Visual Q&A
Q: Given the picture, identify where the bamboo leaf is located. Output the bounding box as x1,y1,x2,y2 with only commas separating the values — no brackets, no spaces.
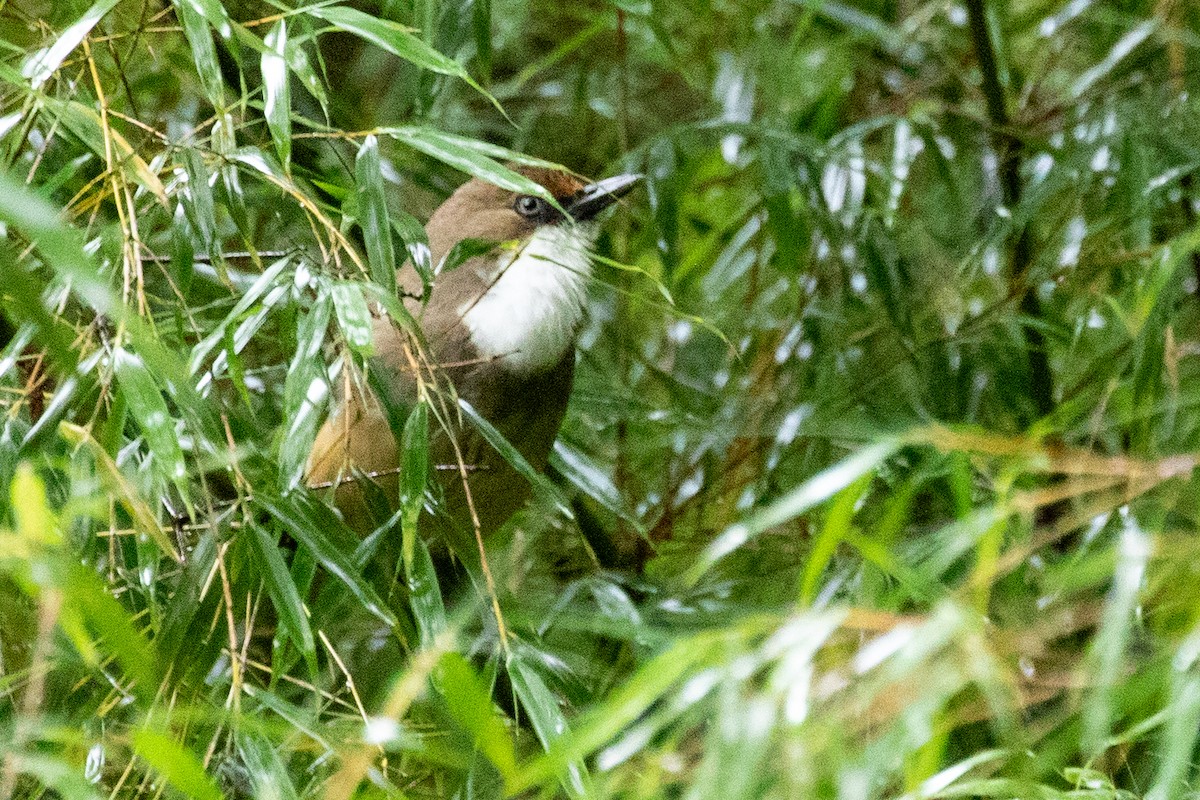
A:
256,491,398,627
236,732,301,800
354,135,396,294
331,281,374,356
59,422,180,563
157,531,217,667
392,210,433,290
262,20,291,168
307,4,498,109
439,652,518,780
400,400,428,571
686,440,900,586
6,753,103,800
458,399,572,518
132,728,225,800
278,289,332,491
248,524,316,672
112,347,189,494
508,649,590,799
36,99,168,206
21,0,121,89
384,126,561,204
284,35,328,113
407,536,445,651
172,0,226,106
64,563,162,702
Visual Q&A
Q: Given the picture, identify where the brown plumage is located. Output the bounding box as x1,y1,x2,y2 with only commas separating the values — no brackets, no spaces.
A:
306,166,639,543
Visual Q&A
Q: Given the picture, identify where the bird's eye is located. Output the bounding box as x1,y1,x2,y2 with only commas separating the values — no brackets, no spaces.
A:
514,195,545,218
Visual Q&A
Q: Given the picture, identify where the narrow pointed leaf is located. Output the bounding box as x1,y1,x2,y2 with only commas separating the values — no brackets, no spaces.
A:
458,399,572,517
400,400,428,569
354,135,396,293
257,492,398,627
60,422,180,562
113,347,189,493
278,290,332,490
132,728,224,800
686,440,899,585
174,0,226,105
385,127,560,204
440,652,518,780
331,281,374,356
392,210,433,289
508,650,590,798
262,21,291,168
248,525,316,671
21,0,121,89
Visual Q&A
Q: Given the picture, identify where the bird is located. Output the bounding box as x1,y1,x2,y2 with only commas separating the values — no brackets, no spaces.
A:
305,166,641,551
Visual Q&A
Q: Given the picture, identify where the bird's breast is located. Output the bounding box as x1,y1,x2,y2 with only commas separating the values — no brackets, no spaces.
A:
456,223,596,376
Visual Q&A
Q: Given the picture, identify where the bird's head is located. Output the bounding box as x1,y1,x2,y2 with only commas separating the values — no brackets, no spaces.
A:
426,167,641,248
421,167,641,375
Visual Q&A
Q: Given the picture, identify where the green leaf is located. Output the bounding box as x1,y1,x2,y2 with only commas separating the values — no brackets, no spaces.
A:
360,280,419,335
307,5,496,108
176,0,233,38
331,281,374,356
262,20,291,168
508,650,590,799
180,147,217,249
256,491,398,627
354,135,396,294
113,347,189,494
685,440,900,586
237,732,301,800
550,441,645,535
278,289,332,491
399,400,428,569
158,532,218,667
11,462,57,546
59,422,181,563
0,265,78,378
22,96,169,208
41,98,168,206
132,728,225,800
244,684,332,751
392,210,433,292
472,0,492,85
284,35,328,113
21,0,121,89
439,652,517,780
384,126,561,204
190,256,291,385
64,563,162,702
439,237,497,274
1082,518,1151,756
798,472,873,604
173,0,226,106
248,525,316,673
1149,636,1200,799
458,399,572,518
6,753,103,800
1070,20,1155,99
406,536,445,651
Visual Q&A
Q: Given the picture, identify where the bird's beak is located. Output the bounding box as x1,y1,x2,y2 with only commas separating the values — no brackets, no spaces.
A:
566,173,643,221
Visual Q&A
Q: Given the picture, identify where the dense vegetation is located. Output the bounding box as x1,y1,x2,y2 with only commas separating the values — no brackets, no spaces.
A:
3,0,1200,797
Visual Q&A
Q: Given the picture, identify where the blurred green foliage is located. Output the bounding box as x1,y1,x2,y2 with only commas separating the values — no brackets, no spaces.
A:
3,0,1200,798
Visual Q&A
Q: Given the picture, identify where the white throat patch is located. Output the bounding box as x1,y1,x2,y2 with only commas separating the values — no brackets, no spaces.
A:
459,223,596,375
